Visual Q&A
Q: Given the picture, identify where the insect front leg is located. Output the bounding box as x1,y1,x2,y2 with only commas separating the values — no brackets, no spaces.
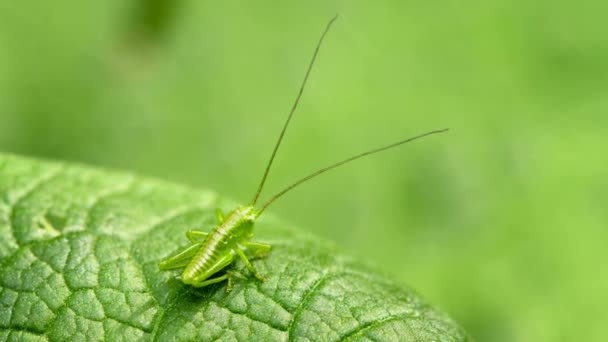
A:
159,242,202,270
215,208,224,224
186,230,208,243
235,247,265,281
186,208,224,243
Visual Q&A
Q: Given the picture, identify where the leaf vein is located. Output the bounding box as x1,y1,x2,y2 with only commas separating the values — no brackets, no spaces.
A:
250,281,291,315
0,326,46,337
142,207,211,237
286,271,331,340
8,167,64,248
82,177,136,229
211,300,289,333
149,287,195,342
340,312,417,341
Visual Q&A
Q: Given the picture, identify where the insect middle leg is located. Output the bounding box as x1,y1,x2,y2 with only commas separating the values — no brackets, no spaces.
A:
186,230,208,243
159,242,202,270
243,241,272,259
235,247,265,281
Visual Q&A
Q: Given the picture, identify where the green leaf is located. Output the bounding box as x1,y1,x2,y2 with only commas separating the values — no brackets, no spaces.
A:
0,154,469,341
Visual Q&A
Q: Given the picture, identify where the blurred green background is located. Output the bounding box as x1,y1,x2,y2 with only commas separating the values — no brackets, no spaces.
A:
1,1,606,340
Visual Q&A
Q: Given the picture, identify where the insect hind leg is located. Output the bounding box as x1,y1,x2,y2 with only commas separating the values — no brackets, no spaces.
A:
192,274,230,288
190,253,234,288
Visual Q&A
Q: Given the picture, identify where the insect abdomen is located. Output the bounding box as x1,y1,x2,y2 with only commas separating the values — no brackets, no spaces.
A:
181,228,232,283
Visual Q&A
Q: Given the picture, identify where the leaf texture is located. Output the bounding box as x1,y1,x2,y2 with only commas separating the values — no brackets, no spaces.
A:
0,154,469,341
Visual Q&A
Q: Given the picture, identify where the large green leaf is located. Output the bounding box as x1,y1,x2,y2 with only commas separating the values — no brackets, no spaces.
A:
0,154,468,341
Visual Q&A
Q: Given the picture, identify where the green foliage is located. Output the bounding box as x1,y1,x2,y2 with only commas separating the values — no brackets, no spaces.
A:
4,2,607,340
0,154,468,341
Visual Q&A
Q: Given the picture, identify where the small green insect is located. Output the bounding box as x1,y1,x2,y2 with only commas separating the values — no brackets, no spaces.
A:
158,15,448,288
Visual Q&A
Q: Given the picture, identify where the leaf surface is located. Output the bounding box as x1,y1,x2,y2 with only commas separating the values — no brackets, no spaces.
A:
0,154,469,341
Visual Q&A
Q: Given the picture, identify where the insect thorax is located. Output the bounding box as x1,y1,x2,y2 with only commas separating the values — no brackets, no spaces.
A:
221,205,257,240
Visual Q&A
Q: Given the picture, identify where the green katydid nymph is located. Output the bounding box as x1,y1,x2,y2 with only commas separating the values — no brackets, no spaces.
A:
158,15,448,289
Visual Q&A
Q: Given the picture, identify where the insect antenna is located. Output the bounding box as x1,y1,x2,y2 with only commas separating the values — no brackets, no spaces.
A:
250,15,339,206
257,128,449,215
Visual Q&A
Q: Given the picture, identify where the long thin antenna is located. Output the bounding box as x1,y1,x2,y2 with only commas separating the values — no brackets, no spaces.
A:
257,128,449,214
250,15,339,206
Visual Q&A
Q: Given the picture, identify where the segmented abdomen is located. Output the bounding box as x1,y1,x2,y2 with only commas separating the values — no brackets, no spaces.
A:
181,228,232,282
